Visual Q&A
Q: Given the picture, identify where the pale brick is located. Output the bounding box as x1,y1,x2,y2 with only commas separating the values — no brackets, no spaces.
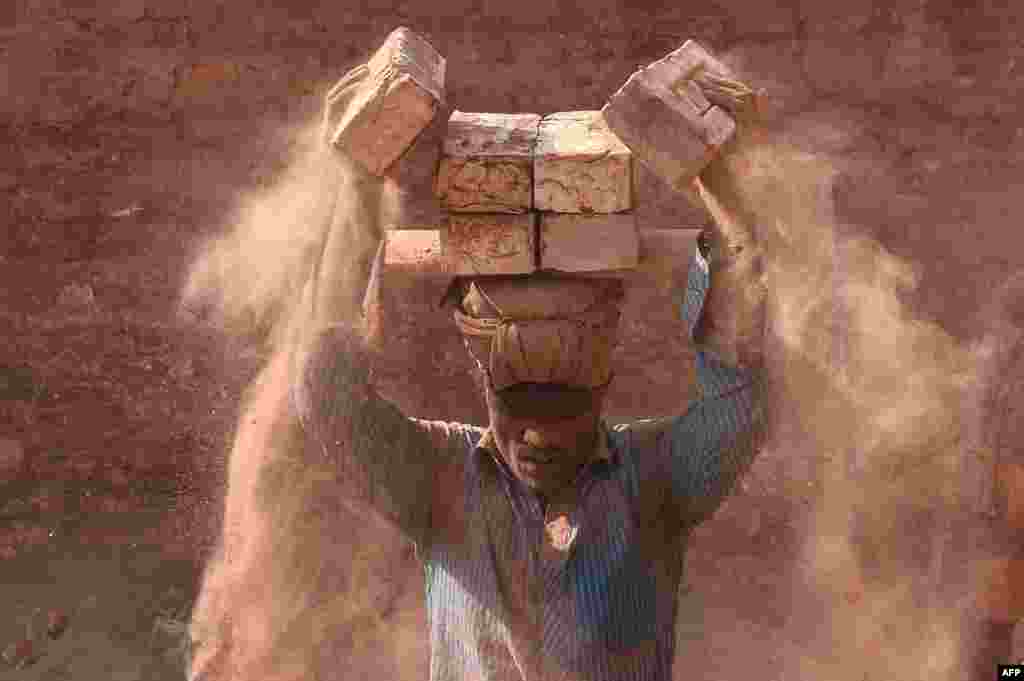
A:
638,228,702,261
435,111,540,213
539,213,639,273
534,110,632,213
442,213,536,275
324,27,446,176
637,228,702,284
602,40,737,194
383,229,451,276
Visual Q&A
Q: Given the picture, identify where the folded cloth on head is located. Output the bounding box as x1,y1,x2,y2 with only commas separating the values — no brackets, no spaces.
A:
447,274,626,393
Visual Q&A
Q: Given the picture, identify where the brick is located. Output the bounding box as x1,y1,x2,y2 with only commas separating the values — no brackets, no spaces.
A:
435,111,540,213
383,229,450,276
324,27,446,176
637,228,702,280
602,40,736,193
442,213,536,275
534,110,632,213
539,213,639,273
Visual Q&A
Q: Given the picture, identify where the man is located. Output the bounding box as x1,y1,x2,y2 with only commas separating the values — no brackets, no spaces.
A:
189,84,768,680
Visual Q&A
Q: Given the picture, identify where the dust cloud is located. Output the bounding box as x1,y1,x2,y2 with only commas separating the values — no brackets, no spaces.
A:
179,116,425,681
178,119,401,356
716,128,983,678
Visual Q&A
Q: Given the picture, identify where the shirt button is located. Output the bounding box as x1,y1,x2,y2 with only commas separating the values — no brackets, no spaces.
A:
544,509,578,553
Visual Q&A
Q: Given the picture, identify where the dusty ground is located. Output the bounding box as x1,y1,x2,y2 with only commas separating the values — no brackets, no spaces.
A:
0,497,196,680
0,208,247,679
2,0,1024,679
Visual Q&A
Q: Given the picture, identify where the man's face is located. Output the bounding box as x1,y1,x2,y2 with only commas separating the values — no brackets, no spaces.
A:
483,378,605,500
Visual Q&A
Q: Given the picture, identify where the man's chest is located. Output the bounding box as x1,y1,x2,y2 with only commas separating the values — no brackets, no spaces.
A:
425,462,684,660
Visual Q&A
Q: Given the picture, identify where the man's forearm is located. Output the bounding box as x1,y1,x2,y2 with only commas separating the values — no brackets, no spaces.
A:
665,208,769,523
685,153,768,374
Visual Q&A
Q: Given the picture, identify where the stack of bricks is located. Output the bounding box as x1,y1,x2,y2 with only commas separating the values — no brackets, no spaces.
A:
433,109,638,276
364,32,732,280
433,112,540,275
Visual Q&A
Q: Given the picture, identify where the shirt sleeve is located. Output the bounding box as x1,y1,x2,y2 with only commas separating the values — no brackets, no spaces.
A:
292,324,473,549
620,240,768,528
670,238,768,524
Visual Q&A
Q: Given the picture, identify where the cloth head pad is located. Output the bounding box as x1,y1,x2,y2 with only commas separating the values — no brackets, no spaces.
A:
451,274,626,392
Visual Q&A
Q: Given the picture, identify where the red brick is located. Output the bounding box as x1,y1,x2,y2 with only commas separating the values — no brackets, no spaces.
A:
539,212,638,273
443,213,537,276
435,112,540,213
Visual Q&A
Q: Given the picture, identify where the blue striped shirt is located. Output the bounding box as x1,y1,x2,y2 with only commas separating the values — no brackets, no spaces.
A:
294,243,767,681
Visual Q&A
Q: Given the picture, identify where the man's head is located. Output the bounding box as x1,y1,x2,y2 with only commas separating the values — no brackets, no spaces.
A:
448,272,625,499
475,369,609,498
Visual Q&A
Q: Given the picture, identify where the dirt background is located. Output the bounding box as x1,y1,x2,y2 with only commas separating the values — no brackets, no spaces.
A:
1,0,1023,679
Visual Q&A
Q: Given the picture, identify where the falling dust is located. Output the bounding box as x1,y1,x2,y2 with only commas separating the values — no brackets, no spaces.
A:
179,120,399,356
176,105,997,681
713,126,990,678
179,118,426,680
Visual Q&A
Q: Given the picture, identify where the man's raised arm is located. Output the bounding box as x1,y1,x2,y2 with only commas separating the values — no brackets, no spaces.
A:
666,191,769,525
291,318,472,549
290,146,472,549
645,122,771,527
187,144,468,681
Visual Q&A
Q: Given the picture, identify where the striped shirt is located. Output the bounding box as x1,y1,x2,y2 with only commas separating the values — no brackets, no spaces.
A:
294,243,767,681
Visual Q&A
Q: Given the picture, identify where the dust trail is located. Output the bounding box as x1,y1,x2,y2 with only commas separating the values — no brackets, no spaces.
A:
179,113,425,681
178,119,402,355
713,128,982,678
